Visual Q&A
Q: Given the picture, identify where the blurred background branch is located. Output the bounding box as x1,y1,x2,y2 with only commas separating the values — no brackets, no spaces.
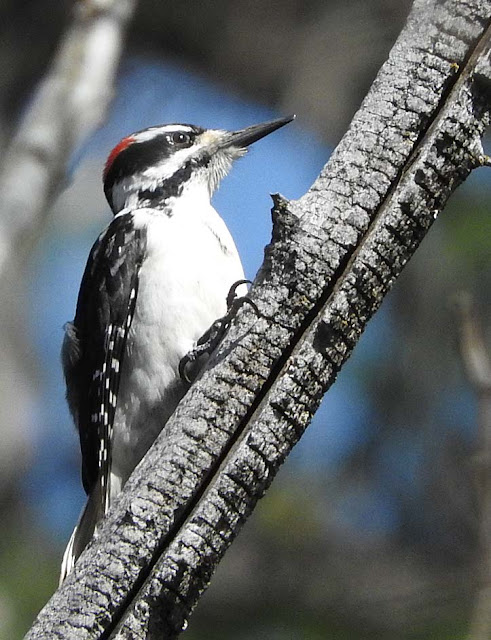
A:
456,294,491,640
0,0,136,275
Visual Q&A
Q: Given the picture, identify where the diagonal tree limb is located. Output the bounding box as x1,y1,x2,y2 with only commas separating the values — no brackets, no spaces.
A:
0,0,136,277
25,0,491,638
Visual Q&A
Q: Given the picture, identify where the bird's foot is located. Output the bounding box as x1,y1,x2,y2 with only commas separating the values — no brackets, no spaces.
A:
179,280,257,383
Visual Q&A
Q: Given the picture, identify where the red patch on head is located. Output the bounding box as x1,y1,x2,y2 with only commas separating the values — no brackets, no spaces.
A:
103,136,136,180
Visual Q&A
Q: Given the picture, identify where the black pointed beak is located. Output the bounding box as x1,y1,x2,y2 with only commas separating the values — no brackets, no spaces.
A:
219,115,295,150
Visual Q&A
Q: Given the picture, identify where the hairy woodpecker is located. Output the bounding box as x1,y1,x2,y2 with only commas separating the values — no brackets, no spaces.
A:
60,115,294,581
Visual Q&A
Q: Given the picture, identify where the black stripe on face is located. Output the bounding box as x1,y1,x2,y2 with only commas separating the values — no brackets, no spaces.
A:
103,125,204,201
137,155,211,206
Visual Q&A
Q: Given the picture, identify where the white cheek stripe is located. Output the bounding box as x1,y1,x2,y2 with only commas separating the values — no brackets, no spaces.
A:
142,146,198,181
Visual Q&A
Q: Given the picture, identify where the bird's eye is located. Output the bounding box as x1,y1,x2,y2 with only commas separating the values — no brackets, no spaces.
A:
169,132,191,146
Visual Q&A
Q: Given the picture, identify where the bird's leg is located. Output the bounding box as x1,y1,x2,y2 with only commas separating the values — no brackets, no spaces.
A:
179,280,257,383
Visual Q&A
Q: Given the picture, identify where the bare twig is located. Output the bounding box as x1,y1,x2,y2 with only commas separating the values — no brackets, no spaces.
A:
25,0,491,638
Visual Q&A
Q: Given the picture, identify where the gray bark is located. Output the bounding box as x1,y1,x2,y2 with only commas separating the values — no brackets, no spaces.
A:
24,0,491,638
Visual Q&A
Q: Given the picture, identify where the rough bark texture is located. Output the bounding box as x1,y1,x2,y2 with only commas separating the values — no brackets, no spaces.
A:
25,0,491,638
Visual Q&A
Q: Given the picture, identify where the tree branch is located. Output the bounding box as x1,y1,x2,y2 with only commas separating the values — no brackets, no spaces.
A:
0,0,136,277
25,0,491,637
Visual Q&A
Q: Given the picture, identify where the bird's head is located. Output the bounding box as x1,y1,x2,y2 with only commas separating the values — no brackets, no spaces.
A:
103,115,295,214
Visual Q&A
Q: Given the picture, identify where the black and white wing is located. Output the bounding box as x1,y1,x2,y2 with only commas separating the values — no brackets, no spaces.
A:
62,212,146,511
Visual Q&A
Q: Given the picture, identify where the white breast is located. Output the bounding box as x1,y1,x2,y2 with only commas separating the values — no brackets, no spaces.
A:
111,197,245,489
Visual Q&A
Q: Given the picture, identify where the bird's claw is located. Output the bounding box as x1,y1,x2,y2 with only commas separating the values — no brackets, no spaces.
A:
226,279,251,308
179,279,257,383
178,317,225,383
